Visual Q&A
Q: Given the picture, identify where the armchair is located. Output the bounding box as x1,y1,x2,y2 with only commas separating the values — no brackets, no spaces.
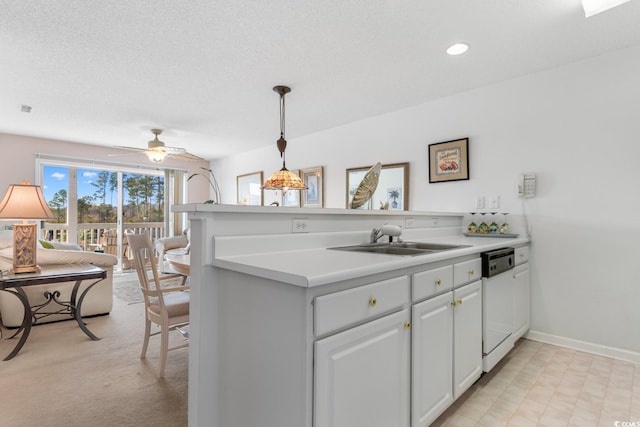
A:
155,229,190,273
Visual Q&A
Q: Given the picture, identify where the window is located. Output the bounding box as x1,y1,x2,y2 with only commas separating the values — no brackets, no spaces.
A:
37,156,186,271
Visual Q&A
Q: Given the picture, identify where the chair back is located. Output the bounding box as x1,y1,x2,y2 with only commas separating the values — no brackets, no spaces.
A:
126,231,166,312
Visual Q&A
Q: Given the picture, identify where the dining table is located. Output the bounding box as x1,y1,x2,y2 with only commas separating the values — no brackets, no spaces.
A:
165,253,190,276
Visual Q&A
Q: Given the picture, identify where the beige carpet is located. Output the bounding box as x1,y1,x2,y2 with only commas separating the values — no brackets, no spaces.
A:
0,271,188,427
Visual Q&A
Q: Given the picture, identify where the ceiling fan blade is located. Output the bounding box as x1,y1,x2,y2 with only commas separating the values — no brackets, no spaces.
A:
164,146,187,154
169,152,205,161
111,131,204,162
107,152,144,157
113,145,147,153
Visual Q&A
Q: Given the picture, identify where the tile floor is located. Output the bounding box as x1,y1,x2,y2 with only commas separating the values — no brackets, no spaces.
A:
432,339,640,427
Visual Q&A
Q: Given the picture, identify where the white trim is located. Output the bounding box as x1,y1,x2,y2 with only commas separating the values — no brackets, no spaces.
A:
35,152,188,173
526,330,640,363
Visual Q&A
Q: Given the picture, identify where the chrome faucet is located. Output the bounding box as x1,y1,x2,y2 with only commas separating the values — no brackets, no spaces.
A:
370,224,402,243
370,228,382,243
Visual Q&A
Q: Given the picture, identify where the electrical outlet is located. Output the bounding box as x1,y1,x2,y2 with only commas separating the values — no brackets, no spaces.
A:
292,218,309,233
489,195,500,209
405,218,415,228
475,196,485,210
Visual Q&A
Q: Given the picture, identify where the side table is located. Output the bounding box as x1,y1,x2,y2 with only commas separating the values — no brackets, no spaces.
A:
0,264,107,360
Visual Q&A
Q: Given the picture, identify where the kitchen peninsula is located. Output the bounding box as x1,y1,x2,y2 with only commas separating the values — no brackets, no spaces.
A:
174,204,529,427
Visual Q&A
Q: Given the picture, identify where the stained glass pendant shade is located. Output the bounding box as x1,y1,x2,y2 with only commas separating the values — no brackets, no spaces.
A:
262,86,307,191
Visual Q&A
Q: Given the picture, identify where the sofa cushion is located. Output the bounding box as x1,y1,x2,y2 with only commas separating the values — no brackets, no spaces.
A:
166,247,189,256
0,246,117,269
50,241,83,251
157,235,189,251
36,248,117,267
0,230,13,250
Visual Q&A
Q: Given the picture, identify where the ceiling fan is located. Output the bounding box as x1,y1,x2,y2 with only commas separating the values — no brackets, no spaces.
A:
112,129,204,163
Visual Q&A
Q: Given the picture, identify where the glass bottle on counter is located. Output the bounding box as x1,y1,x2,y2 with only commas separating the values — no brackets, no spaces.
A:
478,213,490,234
499,213,510,234
467,212,477,234
489,212,499,234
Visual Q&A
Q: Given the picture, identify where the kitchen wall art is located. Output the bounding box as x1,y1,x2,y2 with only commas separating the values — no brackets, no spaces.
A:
300,166,324,208
237,171,263,205
428,137,469,183
346,162,409,210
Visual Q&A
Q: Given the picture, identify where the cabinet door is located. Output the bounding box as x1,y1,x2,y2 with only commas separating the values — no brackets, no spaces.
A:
453,280,482,400
411,292,453,427
513,264,530,340
315,309,410,427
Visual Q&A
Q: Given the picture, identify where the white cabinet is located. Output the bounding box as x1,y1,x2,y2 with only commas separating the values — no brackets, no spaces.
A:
315,275,409,336
411,292,453,427
412,265,453,301
513,245,530,341
513,264,530,340
410,258,483,427
453,280,482,399
314,309,411,427
453,258,482,288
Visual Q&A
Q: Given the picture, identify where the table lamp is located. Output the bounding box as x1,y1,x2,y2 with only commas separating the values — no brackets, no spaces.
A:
0,181,55,273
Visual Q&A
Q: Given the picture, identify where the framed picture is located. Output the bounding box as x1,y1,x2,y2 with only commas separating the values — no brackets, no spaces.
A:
346,162,409,210
428,138,469,183
300,166,324,208
237,171,263,205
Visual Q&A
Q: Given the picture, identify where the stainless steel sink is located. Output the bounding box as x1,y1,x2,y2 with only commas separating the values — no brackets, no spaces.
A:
328,242,471,256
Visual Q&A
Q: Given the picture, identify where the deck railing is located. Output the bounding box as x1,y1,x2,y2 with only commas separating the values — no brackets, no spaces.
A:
43,222,165,250
42,222,166,271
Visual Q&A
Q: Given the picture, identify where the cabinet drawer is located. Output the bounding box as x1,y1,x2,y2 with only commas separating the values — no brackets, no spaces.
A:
515,246,529,265
315,276,409,336
453,258,482,287
412,265,453,302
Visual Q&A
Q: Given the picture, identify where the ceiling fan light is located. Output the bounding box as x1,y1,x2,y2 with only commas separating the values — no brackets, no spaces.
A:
146,149,168,163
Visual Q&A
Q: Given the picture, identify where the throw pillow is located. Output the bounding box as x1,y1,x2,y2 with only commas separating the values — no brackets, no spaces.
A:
39,240,55,249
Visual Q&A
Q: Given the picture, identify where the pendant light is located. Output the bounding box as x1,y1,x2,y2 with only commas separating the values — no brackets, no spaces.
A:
262,86,307,191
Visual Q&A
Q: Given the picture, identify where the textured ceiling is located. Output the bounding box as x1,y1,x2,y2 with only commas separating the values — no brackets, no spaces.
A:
1,1,640,160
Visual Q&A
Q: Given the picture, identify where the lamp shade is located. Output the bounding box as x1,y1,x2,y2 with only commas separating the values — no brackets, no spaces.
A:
262,167,307,190
0,183,55,220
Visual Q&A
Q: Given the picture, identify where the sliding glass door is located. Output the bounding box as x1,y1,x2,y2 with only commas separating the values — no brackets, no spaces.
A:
37,158,184,271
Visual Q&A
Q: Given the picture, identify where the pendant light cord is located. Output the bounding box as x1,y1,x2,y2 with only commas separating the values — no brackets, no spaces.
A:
280,93,286,140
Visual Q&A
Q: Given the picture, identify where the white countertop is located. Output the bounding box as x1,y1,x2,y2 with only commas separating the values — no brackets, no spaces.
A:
213,234,529,288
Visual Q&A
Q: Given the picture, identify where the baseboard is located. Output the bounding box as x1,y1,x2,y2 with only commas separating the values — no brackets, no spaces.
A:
525,330,640,363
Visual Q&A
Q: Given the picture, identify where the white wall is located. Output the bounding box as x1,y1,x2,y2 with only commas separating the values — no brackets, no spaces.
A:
213,43,640,356
0,133,211,204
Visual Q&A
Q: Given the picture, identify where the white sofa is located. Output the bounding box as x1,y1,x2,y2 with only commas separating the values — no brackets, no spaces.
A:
154,229,190,273
0,232,118,327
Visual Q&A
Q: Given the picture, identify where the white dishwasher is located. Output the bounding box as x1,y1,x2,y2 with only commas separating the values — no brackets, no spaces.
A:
481,247,515,372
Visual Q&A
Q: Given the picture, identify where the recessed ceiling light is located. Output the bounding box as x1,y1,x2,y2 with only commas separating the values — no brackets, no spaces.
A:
447,43,469,56
20,104,32,113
